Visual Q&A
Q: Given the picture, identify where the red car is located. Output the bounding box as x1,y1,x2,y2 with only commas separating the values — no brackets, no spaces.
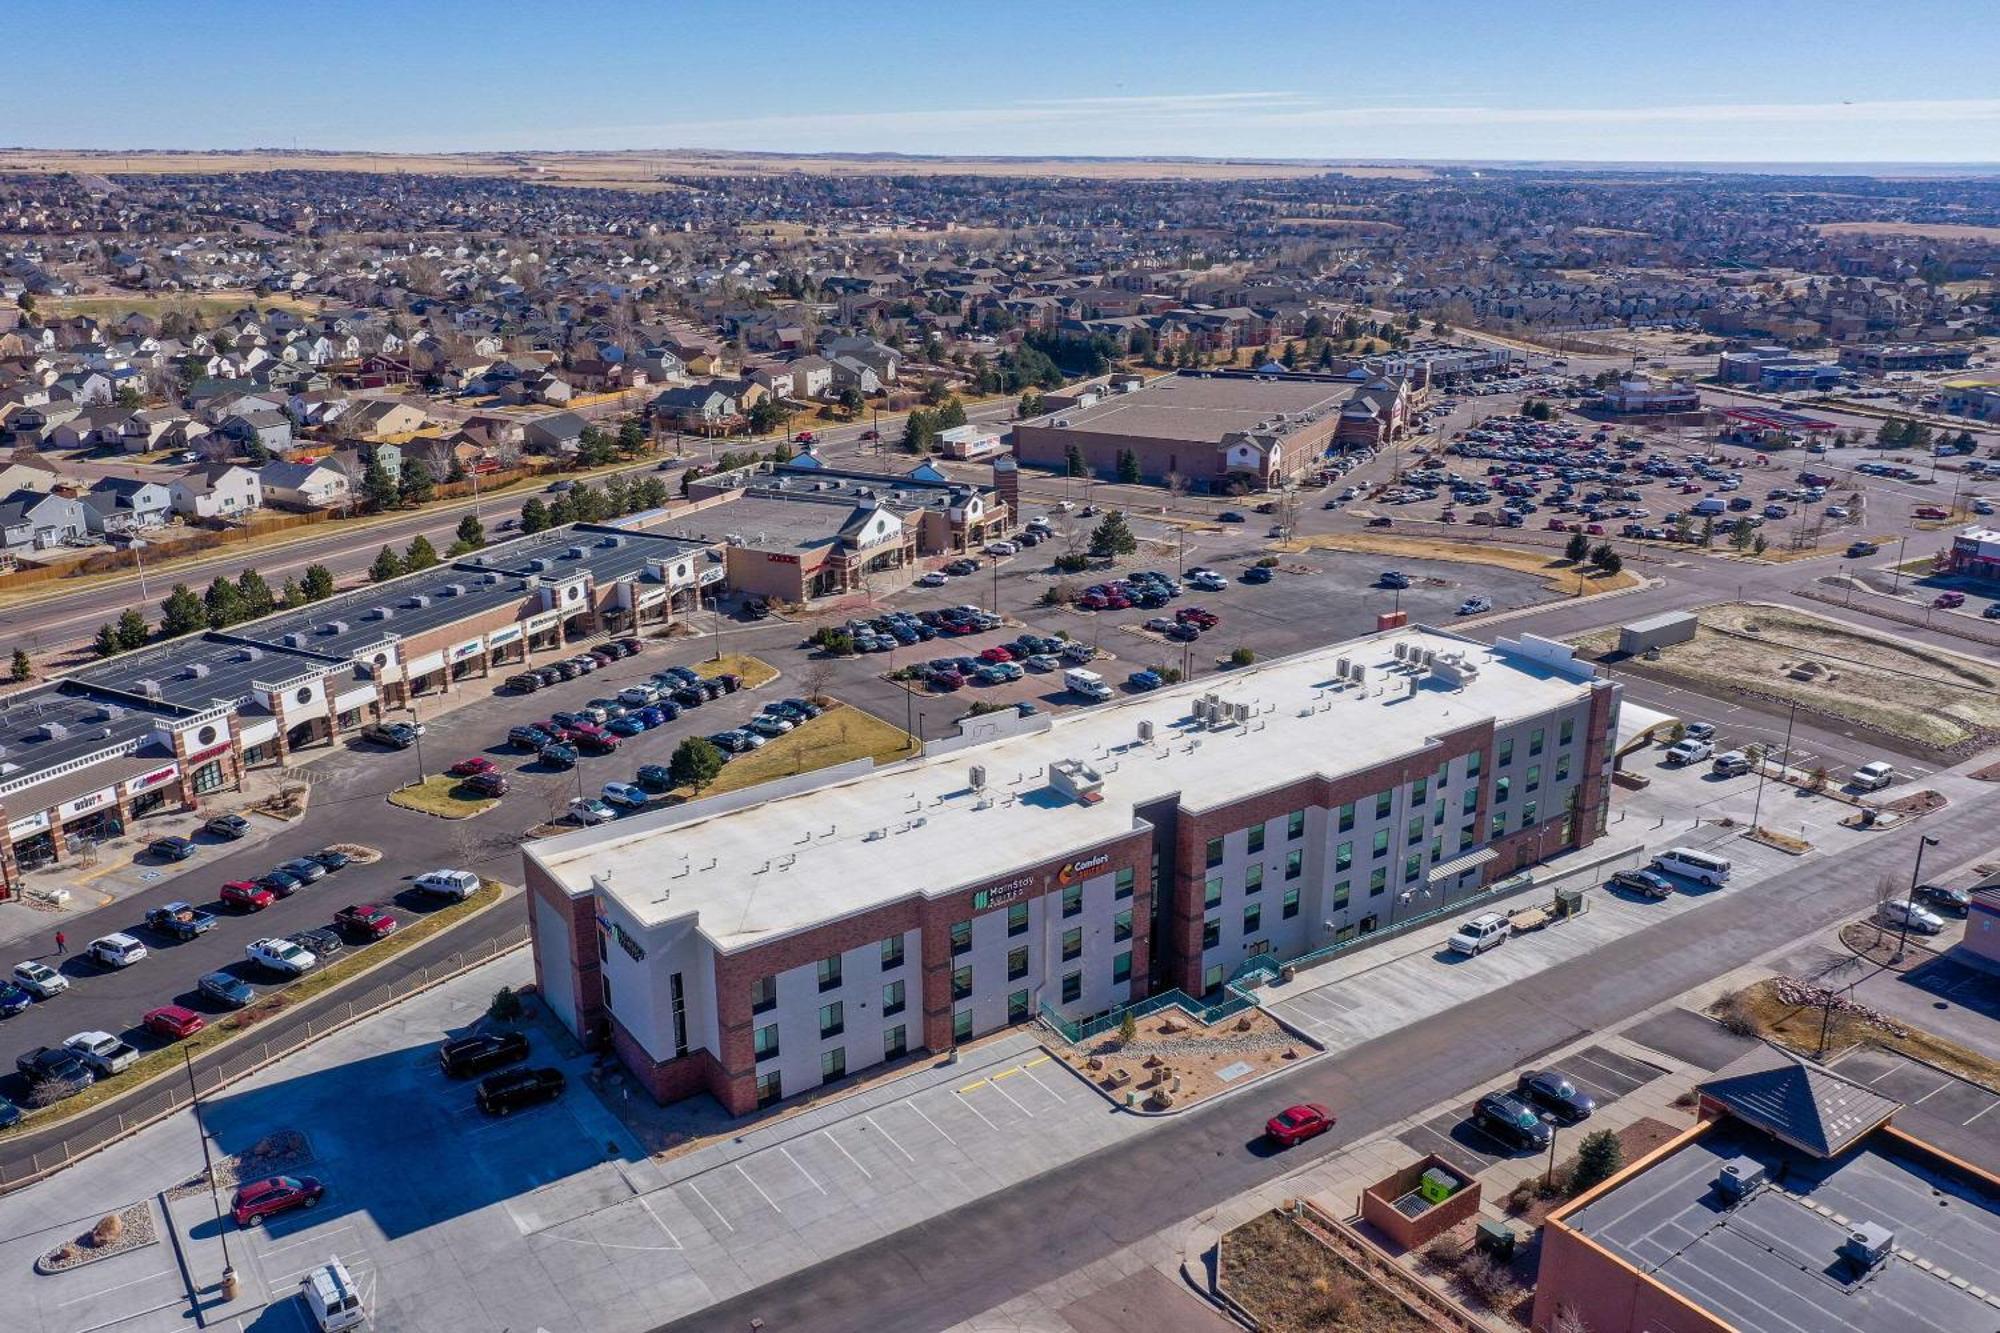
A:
231,1174,325,1227
859,428,879,442
1265,1102,1336,1147
978,646,1015,663
220,880,276,912
448,756,496,778
335,903,398,939
144,1005,207,1040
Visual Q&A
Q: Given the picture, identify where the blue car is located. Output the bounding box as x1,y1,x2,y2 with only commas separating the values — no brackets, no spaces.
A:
0,981,33,1017
1127,670,1164,691
637,704,671,727
607,716,648,737
198,971,256,1009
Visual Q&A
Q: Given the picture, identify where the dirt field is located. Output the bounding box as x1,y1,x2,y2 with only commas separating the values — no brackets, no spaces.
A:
28,291,323,320
1575,602,2000,751
1275,531,1640,596
0,148,1435,184
1220,1211,1436,1333
1817,221,2000,242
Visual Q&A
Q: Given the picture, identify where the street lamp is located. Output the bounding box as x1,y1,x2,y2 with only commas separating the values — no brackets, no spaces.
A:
1894,834,1940,963
184,1047,235,1298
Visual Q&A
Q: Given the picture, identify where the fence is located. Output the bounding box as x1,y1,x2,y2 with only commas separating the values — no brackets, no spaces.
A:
0,922,529,1194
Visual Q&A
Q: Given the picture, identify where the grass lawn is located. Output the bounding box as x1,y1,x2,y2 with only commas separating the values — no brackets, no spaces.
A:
1220,1211,1435,1333
387,774,499,819
692,652,778,689
680,702,912,800
1277,531,1639,596
0,879,503,1141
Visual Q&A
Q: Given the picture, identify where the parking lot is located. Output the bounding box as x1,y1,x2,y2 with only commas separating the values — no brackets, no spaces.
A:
1828,1046,2000,1171
1397,1043,1667,1178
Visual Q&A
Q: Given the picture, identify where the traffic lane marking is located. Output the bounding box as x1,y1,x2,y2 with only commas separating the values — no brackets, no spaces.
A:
53,1269,176,1308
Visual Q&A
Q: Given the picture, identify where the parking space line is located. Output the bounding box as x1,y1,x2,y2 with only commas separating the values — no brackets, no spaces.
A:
954,1090,1000,1130
1015,1063,1067,1104
1911,1081,1951,1106
257,1223,353,1258
904,1099,959,1145
636,1194,683,1250
1965,1099,1999,1127
956,1077,991,1094
779,1145,828,1195
822,1131,874,1181
67,1297,186,1333
54,1269,174,1307
865,1113,917,1162
735,1162,782,1214
684,1181,735,1233
985,1076,1035,1118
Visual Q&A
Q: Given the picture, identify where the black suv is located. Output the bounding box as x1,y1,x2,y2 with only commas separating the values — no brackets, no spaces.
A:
16,1046,94,1097
439,1030,531,1078
477,1066,566,1116
1515,1070,1597,1124
1473,1092,1552,1151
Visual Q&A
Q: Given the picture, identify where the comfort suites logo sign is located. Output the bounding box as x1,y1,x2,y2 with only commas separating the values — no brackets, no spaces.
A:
1057,853,1110,886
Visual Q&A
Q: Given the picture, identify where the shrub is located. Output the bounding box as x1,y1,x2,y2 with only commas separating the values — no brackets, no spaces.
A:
1423,1232,1467,1274
1229,646,1255,667
1158,666,1184,684
488,986,524,1023
1117,1009,1138,1044
90,1213,124,1248
1569,1128,1625,1196
1256,554,1280,568
1713,989,1757,1037
1039,585,1070,607
1052,552,1091,573
1462,1253,1519,1309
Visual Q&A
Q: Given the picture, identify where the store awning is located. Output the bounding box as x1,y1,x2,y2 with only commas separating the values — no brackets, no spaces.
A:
1428,846,1498,883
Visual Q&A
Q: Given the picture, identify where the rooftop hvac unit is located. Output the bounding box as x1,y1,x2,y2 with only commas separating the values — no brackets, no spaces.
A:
1421,649,1437,670
370,606,394,620
91,704,121,721
321,620,347,635
1714,1158,1766,1202
1394,641,1411,663
236,646,262,661
1048,757,1105,805
529,558,552,572
1335,656,1351,680
282,633,306,649
483,572,503,585
1137,720,1155,743
441,583,466,597
599,534,626,548
1351,664,1367,686
36,721,68,740
181,663,209,679
1192,697,1214,725
564,546,587,559
968,764,987,791
1840,1222,1895,1270
1231,702,1250,725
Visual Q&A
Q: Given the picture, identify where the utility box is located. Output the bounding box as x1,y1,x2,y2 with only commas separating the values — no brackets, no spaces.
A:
1477,1220,1516,1260
1618,611,1696,656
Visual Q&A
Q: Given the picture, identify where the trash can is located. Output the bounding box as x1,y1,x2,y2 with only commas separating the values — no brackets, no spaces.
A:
1419,1168,1459,1205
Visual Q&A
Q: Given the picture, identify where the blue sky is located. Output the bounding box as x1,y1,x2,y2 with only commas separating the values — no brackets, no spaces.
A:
8,0,1998,162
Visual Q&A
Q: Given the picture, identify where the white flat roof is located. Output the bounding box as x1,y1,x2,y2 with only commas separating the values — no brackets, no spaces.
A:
531,628,1602,952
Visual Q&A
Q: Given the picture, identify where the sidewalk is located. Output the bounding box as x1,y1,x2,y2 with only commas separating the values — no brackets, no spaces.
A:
0,767,303,954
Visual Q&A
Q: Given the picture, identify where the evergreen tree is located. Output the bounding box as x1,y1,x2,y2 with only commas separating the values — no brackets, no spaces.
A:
398,459,435,506
117,608,150,650
1116,449,1141,485
616,420,646,455
204,575,245,628
404,534,440,571
1569,1129,1625,1195
637,476,670,510
935,397,967,429
1089,511,1138,557
281,576,306,608
1564,531,1590,563
901,408,937,453
1593,545,1623,575
370,546,405,583
94,623,121,657
669,735,726,794
1064,443,1085,477
454,513,486,550
159,584,204,637
9,647,29,681
1018,390,1046,418
361,454,400,511
236,568,274,619
302,563,335,601
519,497,551,534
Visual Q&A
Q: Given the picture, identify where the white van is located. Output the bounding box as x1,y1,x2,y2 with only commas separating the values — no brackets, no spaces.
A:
299,1257,366,1330
1652,847,1732,886
1064,668,1112,701
87,933,148,969
1447,912,1510,956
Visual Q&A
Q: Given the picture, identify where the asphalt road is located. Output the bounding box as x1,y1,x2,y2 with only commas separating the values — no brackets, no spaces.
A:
659,797,1998,1333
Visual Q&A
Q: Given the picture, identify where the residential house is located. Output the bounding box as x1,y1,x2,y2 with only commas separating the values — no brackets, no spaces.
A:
258,459,351,510
218,410,294,456
81,476,174,534
169,463,263,521
522,410,590,455
0,489,89,551
648,385,740,431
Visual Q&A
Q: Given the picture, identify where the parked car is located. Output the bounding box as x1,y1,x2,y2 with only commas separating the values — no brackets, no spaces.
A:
1127,670,1163,691
309,849,352,873
65,1030,139,1076
413,869,481,901
477,1066,567,1116
361,722,419,750
88,933,148,969
1710,750,1752,777
144,901,217,941
0,981,33,1017
1264,1102,1336,1147
917,571,950,587
448,756,497,779
289,927,344,962
1516,1070,1596,1123
1849,760,1896,791
509,725,554,750
220,880,277,912
439,1030,530,1078
1473,1092,1552,1151
1608,869,1675,899
148,835,199,861
1664,739,1713,766
464,770,510,797
602,781,650,810
279,857,328,884
1457,596,1493,615
1379,570,1412,589
635,764,674,794
12,961,67,998
205,813,251,840
247,937,316,976
1879,900,1944,935
1913,883,1971,915
334,903,397,939
257,868,305,899
1447,913,1508,956
231,1174,326,1227
144,1005,207,1040
570,796,616,825
198,971,256,1008
15,1046,93,1097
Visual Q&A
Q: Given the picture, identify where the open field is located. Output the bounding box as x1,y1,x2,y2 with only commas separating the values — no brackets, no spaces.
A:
1274,531,1640,596
1574,602,2000,750
0,148,1437,183
27,291,323,320
1219,1211,1436,1333
1817,220,2000,242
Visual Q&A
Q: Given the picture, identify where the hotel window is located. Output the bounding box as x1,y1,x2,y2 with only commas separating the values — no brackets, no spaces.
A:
1205,836,1224,868
1530,727,1545,757
1245,862,1263,893
1115,867,1135,900
1203,964,1224,993
1243,902,1261,935
1062,883,1083,918
1374,792,1393,819
1335,841,1353,872
670,973,688,1058
1062,971,1082,1004
1434,797,1447,828
953,1009,973,1042
1498,738,1514,768
880,934,904,970
1406,814,1424,846
1008,989,1031,1023
1404,854,1422,884
1460,821,1478,851
1495,776,1511,803
751,974,777,1015
1288,810,1306,839
1371,830,1390,860
1112,951,1132,984
1114,909,1133,942
1491,812,1508,838
1467,750,1482,778
1283,886,1301,919
1560,717,1575,747
1286,849,1303,880
1526,765,1541,795
1332,880,1351,911
820,1048,845,1084
1202,917,1221,950
1247,823,1265,855
1463,787,1479,814
1337,802,1355,833
884,1025,907,1061
1008,902,1030,936
1205,875,1223,908
949,920,972,957
602,975,613,1010
1370,867,1387,896
756,1070,783,1108
1556,753,1571,783
952,966,973,1001
819,1001,844,1039
754,1024,779,1062
1523,800,1538,825
1411,777,1428,804
1008,946,1030,980
882,979,905,1017
817,954,842,992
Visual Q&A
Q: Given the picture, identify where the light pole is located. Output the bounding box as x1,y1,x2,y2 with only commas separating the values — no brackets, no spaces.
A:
1775,700,1800,785
184,1047,235,1297
1889,535,1911,597
1894,834,1940,963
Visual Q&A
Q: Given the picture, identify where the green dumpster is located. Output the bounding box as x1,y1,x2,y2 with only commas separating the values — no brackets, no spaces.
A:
1419,1168,1459,1204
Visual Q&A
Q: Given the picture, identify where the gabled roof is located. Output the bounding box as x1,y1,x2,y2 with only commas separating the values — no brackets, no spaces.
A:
1701,1048,1900,1159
